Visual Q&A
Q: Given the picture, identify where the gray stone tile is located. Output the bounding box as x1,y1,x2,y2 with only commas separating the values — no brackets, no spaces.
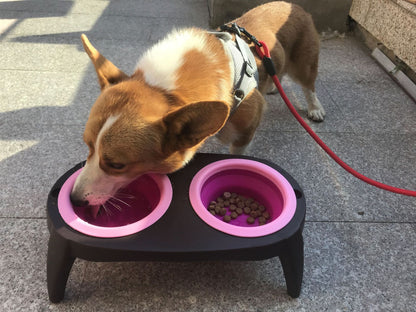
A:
319,37,416,134
0,0,207,20
0,0,74,16
321,78,416,134
2,13,155,45
4,1,208,45
319,37,386,84
0,42,89,72
0,69,97,127
301,222,416,312
309,132,416,222
0,123,87,218
0,218,50,311
95,0,209,21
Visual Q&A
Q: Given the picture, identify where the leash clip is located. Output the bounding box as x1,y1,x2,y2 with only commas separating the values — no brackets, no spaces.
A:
255,41,276,77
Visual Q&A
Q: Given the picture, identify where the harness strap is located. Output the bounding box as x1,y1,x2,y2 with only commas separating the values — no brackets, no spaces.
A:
208,29,259,115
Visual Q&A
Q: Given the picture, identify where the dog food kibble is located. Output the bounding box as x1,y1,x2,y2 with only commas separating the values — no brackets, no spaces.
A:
230,211,238,219
262,211,270,220
207,192,269,226
247,216,255,224
223,215,231,222
250,203,258,210
223,192,232,199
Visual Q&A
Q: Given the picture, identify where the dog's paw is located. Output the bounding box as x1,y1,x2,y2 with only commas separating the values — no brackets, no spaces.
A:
307,108,326,122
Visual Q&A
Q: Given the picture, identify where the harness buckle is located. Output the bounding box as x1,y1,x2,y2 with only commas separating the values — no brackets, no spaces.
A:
220,23,262,47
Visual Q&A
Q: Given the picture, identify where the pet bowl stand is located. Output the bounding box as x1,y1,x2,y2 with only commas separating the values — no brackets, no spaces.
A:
46,153,306,303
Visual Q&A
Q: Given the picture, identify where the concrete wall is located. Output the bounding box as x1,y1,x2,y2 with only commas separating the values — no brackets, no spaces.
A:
208,0,353,32
350,0,416,72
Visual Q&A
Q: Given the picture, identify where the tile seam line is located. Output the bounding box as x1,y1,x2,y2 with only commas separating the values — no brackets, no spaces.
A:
256,129,416,136
0,216,45,220
306,220,416,225
0,68,87,73
1,10,200,21
0,39,153,44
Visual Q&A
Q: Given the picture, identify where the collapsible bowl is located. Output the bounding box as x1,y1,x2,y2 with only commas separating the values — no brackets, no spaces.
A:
189,159,296,237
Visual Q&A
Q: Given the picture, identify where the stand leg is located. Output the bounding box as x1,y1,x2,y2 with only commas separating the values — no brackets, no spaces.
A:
47,231,75,303
278,232,304,298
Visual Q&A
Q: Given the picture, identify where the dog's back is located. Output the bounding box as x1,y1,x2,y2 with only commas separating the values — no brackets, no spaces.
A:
233,1,320,92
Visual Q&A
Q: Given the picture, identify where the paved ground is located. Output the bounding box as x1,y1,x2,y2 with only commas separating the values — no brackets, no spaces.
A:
1,0,415,311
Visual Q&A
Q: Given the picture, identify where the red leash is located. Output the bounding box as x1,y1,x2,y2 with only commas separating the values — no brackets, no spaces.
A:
255,41,416,197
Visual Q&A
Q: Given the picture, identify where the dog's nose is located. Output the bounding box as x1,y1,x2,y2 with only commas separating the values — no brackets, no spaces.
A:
70,193,89,207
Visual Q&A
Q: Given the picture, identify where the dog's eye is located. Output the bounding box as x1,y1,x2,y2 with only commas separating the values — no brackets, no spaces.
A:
107,162,125,170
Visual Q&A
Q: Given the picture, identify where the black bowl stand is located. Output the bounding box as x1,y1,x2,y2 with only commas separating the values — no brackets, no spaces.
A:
46,153,306,303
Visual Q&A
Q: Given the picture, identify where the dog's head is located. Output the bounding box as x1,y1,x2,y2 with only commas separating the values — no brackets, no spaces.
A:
70,34,229,207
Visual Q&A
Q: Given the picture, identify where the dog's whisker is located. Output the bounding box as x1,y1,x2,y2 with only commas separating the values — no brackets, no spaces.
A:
101,203,113,216
110,196,131,207
115,192,135,199
107,199,123,212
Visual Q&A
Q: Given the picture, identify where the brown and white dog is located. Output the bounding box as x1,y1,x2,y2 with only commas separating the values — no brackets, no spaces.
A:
70,1,325,207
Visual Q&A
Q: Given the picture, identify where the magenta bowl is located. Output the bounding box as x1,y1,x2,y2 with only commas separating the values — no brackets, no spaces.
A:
57,169,172,238
189,159,296,237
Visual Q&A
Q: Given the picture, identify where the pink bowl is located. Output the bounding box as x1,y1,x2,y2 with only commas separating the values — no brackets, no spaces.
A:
58,169,172,238
189,159,296,237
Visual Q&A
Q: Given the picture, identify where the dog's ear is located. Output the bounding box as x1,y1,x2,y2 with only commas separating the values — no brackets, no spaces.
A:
81,34,128,90
160,101,230,154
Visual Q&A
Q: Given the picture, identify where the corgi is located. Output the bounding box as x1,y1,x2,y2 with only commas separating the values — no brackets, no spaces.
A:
70,1,325,207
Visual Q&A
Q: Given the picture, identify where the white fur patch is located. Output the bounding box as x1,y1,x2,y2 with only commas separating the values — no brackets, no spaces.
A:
72,115,123,205
87,114,120,176
182,149,196,166
136,29,207,91
96,115,120,150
